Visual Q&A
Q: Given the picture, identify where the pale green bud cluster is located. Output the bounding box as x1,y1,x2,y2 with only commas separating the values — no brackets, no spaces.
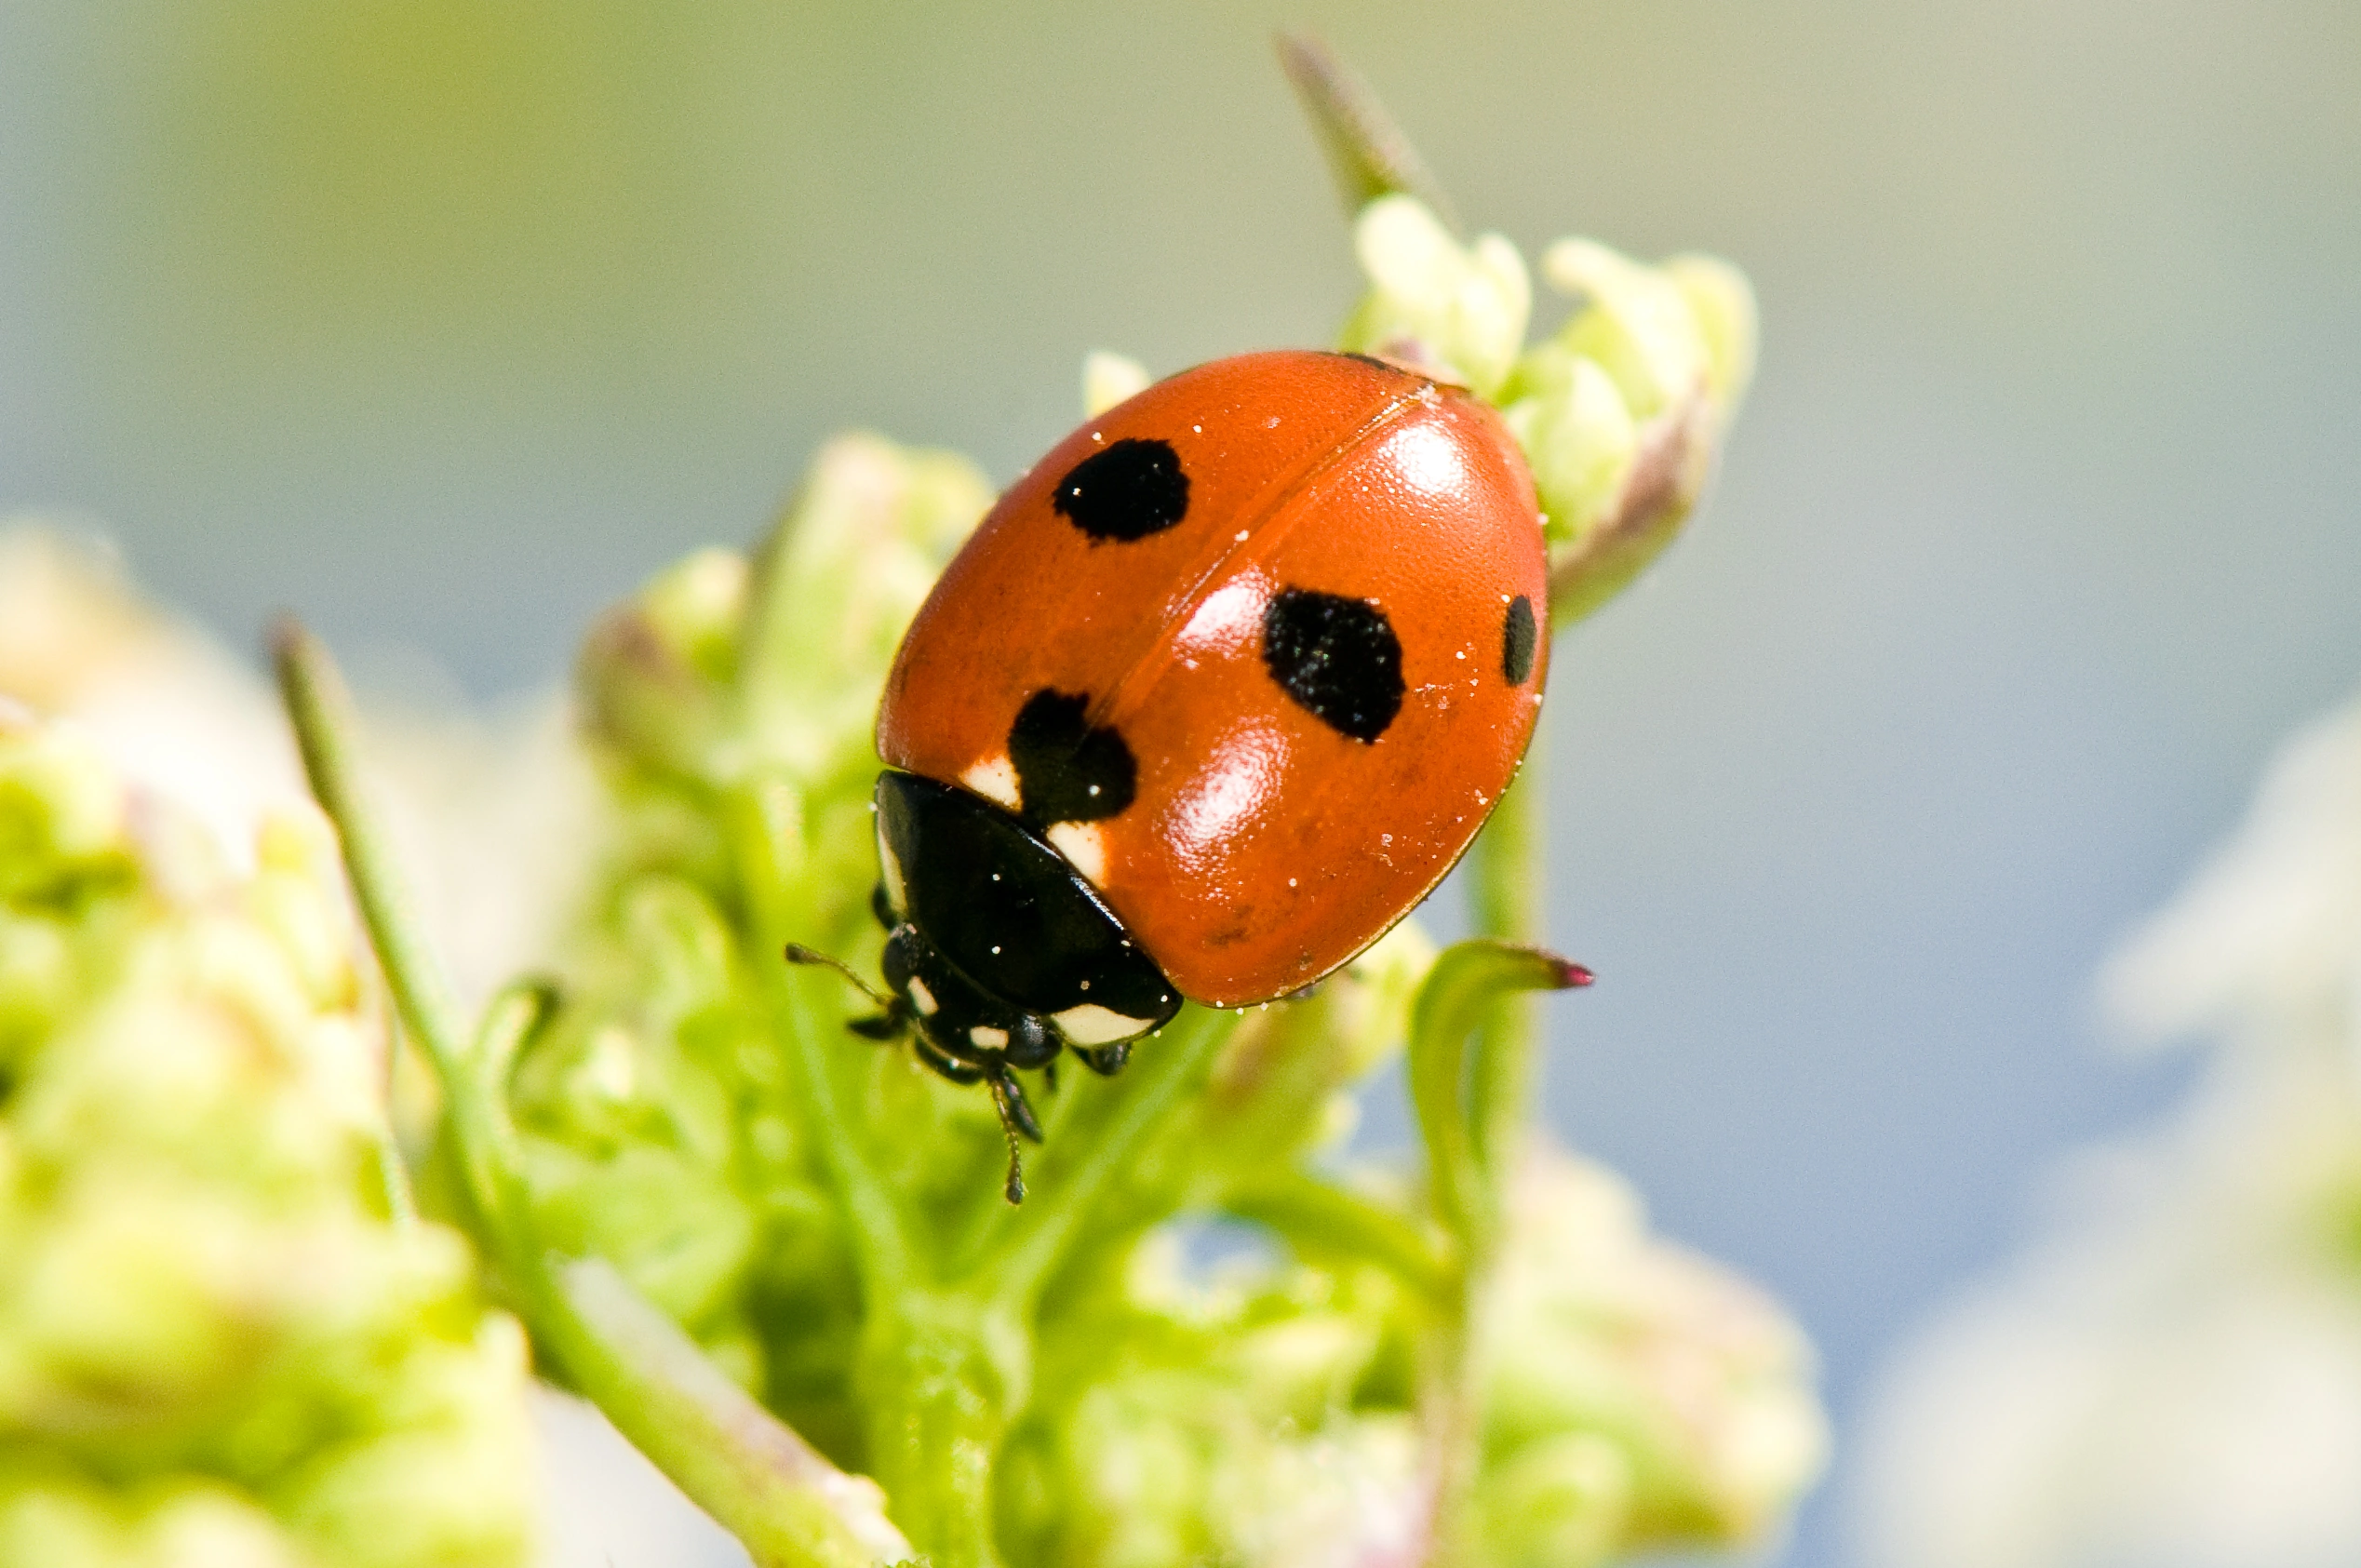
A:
529,433,998,1459
999,1240,1421,1567
1339,194,1533,399
577,435,992,790
1340,195,1758,623
999,1146,1824,1568
0,713,535,1568
1478,1151,1828,1566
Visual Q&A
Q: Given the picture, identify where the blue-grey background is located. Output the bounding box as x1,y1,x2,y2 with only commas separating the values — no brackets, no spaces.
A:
6,4,2358,1563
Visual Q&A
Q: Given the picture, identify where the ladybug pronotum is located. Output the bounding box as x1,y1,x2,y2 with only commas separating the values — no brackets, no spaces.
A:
792,349,1549,1199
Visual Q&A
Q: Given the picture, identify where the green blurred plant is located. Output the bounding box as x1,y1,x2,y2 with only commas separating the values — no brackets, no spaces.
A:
0,709,537,1568
255,34,1810,1568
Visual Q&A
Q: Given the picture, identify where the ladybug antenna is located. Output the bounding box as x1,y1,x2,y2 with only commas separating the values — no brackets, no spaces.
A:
784,943,894,1011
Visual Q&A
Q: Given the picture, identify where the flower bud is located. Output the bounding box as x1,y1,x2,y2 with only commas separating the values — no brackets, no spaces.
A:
1340,194,1532,398
0,1476,309,1568
522,1141,758,1341
276,1316,536,1568
576,546,750,780
1480,1148,1827,1555
0,725,133,906
1500,239,1758,623
1082,351,1153,418
1478,1430,1634,1568
736,434,993,781
1008,1237,1424,1568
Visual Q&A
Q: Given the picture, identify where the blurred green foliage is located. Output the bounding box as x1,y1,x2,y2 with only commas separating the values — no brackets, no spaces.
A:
0,717,535,1568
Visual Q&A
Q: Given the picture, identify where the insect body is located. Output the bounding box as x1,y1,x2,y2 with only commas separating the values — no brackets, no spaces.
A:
798,349,1549,1199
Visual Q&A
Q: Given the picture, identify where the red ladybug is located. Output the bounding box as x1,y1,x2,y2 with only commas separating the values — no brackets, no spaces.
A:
793,349,1548,1199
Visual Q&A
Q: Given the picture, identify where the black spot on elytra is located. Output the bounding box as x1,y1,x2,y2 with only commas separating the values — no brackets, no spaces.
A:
1262,587,1404,743
1009,690,1136,828
1052,437,1189,542
1502,595,1537,685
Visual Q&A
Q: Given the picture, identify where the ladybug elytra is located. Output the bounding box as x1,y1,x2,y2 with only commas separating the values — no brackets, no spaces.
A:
792,349,1549,1199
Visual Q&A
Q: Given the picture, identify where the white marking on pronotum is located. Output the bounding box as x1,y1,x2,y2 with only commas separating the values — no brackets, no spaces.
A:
877,830,910,915
960,755,1021,811
969,1025,1008,1049
1046,821,1107,884
907,976,938,1016
1054,1003,1150,1046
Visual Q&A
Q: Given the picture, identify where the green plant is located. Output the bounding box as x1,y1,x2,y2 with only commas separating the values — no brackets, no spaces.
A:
0,711,537,1568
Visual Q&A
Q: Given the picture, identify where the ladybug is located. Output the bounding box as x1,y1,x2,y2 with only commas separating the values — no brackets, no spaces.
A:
791,349,1549,1199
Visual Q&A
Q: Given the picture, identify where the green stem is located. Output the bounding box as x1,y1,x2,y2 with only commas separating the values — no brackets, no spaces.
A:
1277,31,1461,232
852,1007,1230,1566
1467,740,1547,1172
1403,936,1583,1568
274,620,907,1568
776,965,920,1282
1227,1173,1453,1307
1409,747,1583,1568
275,621,516,1246
854,1289,1028,1568
554,1258,913,1568
725,771,922,1296
1407,941,1582,1248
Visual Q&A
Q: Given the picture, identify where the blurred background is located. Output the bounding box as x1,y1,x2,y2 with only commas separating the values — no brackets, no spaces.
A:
4,3,2357,1564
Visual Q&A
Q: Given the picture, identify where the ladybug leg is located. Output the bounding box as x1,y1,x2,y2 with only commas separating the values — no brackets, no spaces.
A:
986,1065,1043,1206
846,1012,906,1041
1070,1040,1132,1077
869,881,897,931
910,1033,988,1086
992,1065,1044,1144
1040,1058,1058,1095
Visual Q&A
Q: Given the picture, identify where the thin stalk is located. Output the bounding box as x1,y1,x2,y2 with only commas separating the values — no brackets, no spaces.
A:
1277,31,1461,232
850,1007,1232,1566
274,620,513,1241
275,620,906,1568
1403,935,1585,1568
852,1288,1027,1568
1408,723,1586,1568
725,772,921,1293
370,1132,418,1228
775,961,921,1291
1227,1174,1455,1307
1467,734,1547,1171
